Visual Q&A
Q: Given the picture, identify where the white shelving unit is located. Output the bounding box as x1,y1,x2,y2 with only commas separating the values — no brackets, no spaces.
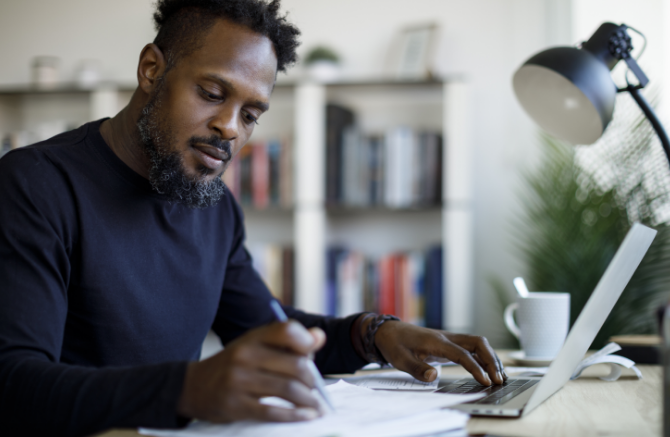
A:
0,78,474,333
255,79,474,332
0,83,131,146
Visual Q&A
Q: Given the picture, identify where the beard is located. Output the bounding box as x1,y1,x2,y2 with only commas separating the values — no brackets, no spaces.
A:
136,80,230,209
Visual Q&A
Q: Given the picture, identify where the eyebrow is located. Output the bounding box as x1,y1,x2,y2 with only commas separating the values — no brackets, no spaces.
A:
204,73,270,112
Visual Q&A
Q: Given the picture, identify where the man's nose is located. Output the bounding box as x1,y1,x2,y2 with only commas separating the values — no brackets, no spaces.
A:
208,105,239,141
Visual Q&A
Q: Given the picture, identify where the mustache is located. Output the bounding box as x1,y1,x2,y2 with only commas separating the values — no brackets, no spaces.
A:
188,135,232,161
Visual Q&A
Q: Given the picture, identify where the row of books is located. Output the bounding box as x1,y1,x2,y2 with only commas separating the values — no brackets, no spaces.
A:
223,138,293,209
326,104,443,208
248,244,295,306
326,246,443,328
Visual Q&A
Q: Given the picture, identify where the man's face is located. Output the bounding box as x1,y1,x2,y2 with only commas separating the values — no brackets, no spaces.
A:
137,19,277,208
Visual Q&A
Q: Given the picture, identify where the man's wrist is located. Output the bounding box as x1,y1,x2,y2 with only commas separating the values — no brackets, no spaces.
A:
359,314,400,365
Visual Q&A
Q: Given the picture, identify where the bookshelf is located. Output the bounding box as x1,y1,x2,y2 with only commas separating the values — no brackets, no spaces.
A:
0,83,133,148
285,79,473,333
0,78,474,333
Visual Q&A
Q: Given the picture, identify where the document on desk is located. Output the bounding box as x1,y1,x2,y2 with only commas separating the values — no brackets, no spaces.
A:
342,366,441,391
139,380,483,437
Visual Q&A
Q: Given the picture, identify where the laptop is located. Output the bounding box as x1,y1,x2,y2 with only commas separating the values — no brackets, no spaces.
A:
442,222,657,417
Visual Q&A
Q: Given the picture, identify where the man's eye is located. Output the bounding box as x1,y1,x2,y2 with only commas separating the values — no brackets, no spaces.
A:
200,87,222,101
243,111,259,125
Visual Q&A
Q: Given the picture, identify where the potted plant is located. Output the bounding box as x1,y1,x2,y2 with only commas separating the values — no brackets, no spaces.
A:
303,46,341,82
491,94,670,349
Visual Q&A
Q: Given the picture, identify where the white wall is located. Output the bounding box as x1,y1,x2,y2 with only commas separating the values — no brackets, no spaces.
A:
0,0,155,86
0,0,551,344
571,0,668,123
1,0,664,344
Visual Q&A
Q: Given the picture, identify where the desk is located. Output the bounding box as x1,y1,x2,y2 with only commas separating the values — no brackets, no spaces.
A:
98,352,662,437
456,354,661,437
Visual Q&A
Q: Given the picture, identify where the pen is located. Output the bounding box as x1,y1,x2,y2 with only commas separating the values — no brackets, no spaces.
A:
269,299,336,413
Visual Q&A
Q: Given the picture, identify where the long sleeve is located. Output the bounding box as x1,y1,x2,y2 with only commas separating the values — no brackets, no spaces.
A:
210,198,367,374
0,147,188,436
284,308,368,374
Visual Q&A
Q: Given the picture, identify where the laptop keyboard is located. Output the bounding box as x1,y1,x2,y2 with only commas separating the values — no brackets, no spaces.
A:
437,378,539,405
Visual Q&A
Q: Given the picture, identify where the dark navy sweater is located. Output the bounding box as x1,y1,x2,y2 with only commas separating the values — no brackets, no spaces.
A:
0,119,366,436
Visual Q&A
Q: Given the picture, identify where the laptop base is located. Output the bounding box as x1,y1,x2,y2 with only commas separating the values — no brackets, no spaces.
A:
438,376,542,417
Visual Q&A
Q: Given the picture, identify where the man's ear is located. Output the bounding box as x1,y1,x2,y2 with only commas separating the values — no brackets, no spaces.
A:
137,43,167,95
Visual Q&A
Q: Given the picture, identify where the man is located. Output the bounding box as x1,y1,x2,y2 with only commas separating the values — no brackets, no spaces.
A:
0,0,506,435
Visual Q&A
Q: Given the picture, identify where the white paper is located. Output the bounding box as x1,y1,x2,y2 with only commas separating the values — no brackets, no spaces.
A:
571,354,642,381
577,342,621,368
342,366,441,391
505,366,548,377
508,343,642,381
140,380,482,437
360,361,455,371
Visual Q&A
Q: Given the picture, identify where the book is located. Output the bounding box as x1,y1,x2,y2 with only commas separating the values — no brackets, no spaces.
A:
221,152,240,200
279,137,293,208
238,145,253,205
251,141,269,209
363,258,378,312
378,255,397,316
424,246,443,329
248,243,295,305
422,132,442,205
326,104,355,205
324,246,441,324
337,251,365,316
367,135,384,205
342,126,366,206
281,247,295,306
326,247,347,316
267,139,281,206
384,127,416,208
223,138,293,208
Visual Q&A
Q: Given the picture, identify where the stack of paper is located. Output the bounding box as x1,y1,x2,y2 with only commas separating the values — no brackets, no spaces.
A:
342,366,442,391
140,380,482,437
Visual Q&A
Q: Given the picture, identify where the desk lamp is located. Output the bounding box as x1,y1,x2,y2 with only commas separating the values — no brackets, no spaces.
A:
512,22,670,437
512,22,670,167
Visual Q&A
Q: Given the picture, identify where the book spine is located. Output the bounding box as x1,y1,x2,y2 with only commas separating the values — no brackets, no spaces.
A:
326,104,355,205
267,139,281,206
238,145,253,205
342,126,362,206
379,256,396,315
222,152,241,202
280,136,293,208
395,254,408,321
363,258,378,312
251,142,269,209
424,246,443,329
408,251,425,326
281,247,294,306
326,248,345,316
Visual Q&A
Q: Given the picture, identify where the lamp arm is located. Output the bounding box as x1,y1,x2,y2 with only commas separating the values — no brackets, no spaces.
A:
626,85,670,169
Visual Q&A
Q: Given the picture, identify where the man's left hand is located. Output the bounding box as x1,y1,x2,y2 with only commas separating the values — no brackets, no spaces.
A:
374,321,507,386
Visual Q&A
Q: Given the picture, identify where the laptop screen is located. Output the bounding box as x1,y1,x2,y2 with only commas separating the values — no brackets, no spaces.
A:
523,223,657,415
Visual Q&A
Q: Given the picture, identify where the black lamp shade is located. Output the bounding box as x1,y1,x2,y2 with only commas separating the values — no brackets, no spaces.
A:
513,46,617,144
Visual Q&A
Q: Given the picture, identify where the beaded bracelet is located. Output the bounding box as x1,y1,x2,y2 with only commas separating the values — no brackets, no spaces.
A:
363,314,400,365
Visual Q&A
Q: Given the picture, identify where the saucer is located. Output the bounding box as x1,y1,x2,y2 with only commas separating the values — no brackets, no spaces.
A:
508,351,554,367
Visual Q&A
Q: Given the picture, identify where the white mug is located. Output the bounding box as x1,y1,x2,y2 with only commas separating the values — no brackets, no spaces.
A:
504,292,570,358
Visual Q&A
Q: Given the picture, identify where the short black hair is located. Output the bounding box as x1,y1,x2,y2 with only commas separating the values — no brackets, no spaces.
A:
153,0,300,73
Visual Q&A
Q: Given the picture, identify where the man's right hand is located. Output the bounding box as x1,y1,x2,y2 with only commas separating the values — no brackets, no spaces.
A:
177,321,326,423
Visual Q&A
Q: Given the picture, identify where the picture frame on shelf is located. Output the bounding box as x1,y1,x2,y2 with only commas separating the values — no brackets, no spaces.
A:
389,23,439,80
